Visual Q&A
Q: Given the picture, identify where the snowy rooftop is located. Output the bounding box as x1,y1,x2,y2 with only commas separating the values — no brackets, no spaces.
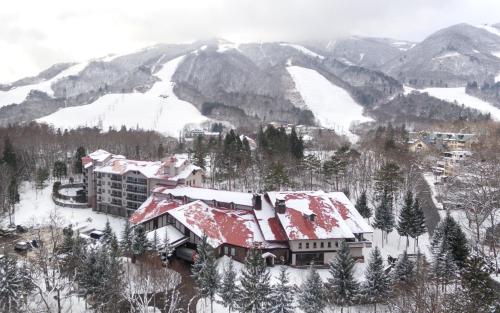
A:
168,200,285,249
253,200,288,242
83,149,114,168
129,196,182,224
157,186,254,207
266,191,358,240
146,225,187,248
94,158,166,178
325,192,373,234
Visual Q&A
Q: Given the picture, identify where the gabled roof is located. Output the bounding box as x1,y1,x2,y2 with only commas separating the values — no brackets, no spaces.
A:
325,192,373,234
82,149,114,168
94,158,165,178
129,196,182,224
156,186,254,207
168,200,285,249
253,200,288,242
266,191,357,240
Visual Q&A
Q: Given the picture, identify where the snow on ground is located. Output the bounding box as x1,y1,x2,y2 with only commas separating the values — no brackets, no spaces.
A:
0,62,88,108
280,43,325,59
37,55,208,137
286,66,373,142
433,51,461,59
420,87,500,120
2,181,126,235
58,187,81,197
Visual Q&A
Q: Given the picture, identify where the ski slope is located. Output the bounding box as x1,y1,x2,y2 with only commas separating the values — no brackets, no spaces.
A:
37,56,208,137
421,87,500,120
0,62,88,108
280,43,324,59
286,65,372,141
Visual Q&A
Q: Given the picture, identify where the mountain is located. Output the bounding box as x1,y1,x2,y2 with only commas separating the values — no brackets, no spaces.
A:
381,23,500,87
0,38,401,138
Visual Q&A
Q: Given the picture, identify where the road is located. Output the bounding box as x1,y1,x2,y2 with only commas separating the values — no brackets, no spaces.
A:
416,172,441,235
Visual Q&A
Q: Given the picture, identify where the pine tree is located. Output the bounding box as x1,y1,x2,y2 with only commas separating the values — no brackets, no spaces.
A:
432,246,457,291
157,143,165,159
236,247,272,313
218,258,239,313
60,225,75,254
397,190,414,249
2,137,17,170
132,225,149,258
269,266,295,313
102,220,113,246
35,167,49,189
327,241,359,311
0,254,31,312
151,229,160,251
196,243,219,313
193,135,206,169
372,190,395,245
391,250,414,286
163,227,173,258
355,191,371,219
120,221,133,255
298,264,326,313
362,247,390,313
410,198,426,250
289,127,304,160
192,235,210,282
374,161,403,203
264,162,291,190
53,160,67,180
431,213,469,267
74,146,86,174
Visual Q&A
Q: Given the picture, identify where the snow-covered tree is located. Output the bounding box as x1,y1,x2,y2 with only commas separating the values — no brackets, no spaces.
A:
362,247,390,312
355,190,372,219
163,227,173,258
192,235,210,282
236,247,272,313
391,250,414,286
431,213,469,267
151,229,160,251
373,190,395,245
397,190,414,249
218,258,239,313
132,224,149,260
327,240,359,311
197,245,219,313
120,220,133,255
102,219,114,245
410,198,426,249
298,264,326,313
269,266,295,313
0,254,31,312
432,247,457,292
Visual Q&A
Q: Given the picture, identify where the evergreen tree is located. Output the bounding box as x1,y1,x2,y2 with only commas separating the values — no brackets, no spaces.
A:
397,190,414,249
53,160,67,180
298,264,326,313
157,143,165,160
102,220,113,246
410,198,427,249
132,225,149,258
355,191,371,219
236,247,272,313
120,221,133,255
74,146,86,174
374,161,402,204
391,250,414,286
163,227,173,258
264,162,291,190
362,247,390,313
60,225,75,254
432,247,457,290
431,213,469,267
289,127,304,160
0,254,31,312
218,258,239,313
192,235,210,282
270,266,295,313
372,190,395,245
35,167,49,189
196,244,219,313
151,229,160,251
327,241,359,311
2,137,17,170
193,135,207,169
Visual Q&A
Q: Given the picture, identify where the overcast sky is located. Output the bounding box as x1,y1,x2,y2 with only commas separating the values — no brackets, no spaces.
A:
2,0,500,83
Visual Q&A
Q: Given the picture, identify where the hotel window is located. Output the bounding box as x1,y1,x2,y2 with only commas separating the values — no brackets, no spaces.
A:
328,242,331,248
231,248,236,256
224,246,229,255
305,243,309,249
320,242,324,248
335,241,339,247
298,243,302,249
313,242,317,249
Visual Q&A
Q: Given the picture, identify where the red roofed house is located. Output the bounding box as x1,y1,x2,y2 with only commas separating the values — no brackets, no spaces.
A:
82,150,203,217
129,187,373,266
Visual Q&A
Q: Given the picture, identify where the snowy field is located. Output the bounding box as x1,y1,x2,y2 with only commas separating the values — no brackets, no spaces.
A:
420,87,500,120
1,181,126,235
37,55,208,137
286,66,373,142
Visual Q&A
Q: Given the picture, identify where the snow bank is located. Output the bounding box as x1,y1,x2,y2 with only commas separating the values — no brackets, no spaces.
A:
0,62,88,108
286,66,372,142
420,87,500,120
37,56,208,137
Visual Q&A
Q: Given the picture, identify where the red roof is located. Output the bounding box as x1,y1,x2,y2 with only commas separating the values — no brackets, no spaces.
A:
129,196,182,224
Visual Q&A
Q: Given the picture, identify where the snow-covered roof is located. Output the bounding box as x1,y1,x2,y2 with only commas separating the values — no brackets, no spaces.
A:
129,196,182,225
157,186,254,207
253,199,288,242
83,149,114,168
146,225,187,248
265,191,357,240
168,200,285,249
170,164,202,181
94,158,166,178
325,192,373,234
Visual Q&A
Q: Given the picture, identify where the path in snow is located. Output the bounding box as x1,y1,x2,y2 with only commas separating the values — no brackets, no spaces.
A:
0,62,88,108
37,55,208,137
420,87,500,120
286,65,372,142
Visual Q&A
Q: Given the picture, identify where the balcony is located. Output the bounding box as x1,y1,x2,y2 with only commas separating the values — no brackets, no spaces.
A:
126,178,147,185
347,241,372,248
111,175,122,182
110,183,122,190
126,186,147,194
126,195,147,202
111,199,122,206
111,192,122,198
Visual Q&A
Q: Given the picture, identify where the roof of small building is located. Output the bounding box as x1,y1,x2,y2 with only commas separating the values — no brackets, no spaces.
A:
83,149,114,169
156,186,254,207
266,191,368,241
168,200,285,249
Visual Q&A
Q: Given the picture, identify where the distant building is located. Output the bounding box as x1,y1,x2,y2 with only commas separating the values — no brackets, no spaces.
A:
82,150,203,217
129,187,373,266
433,150,472,176
409,131,476,151
408,139,429,153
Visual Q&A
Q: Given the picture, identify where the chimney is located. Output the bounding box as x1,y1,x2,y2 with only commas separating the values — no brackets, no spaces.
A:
275,197,286,214
212,199,217,208
252,194,262,210
183,195,188,204
309,213,316,222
